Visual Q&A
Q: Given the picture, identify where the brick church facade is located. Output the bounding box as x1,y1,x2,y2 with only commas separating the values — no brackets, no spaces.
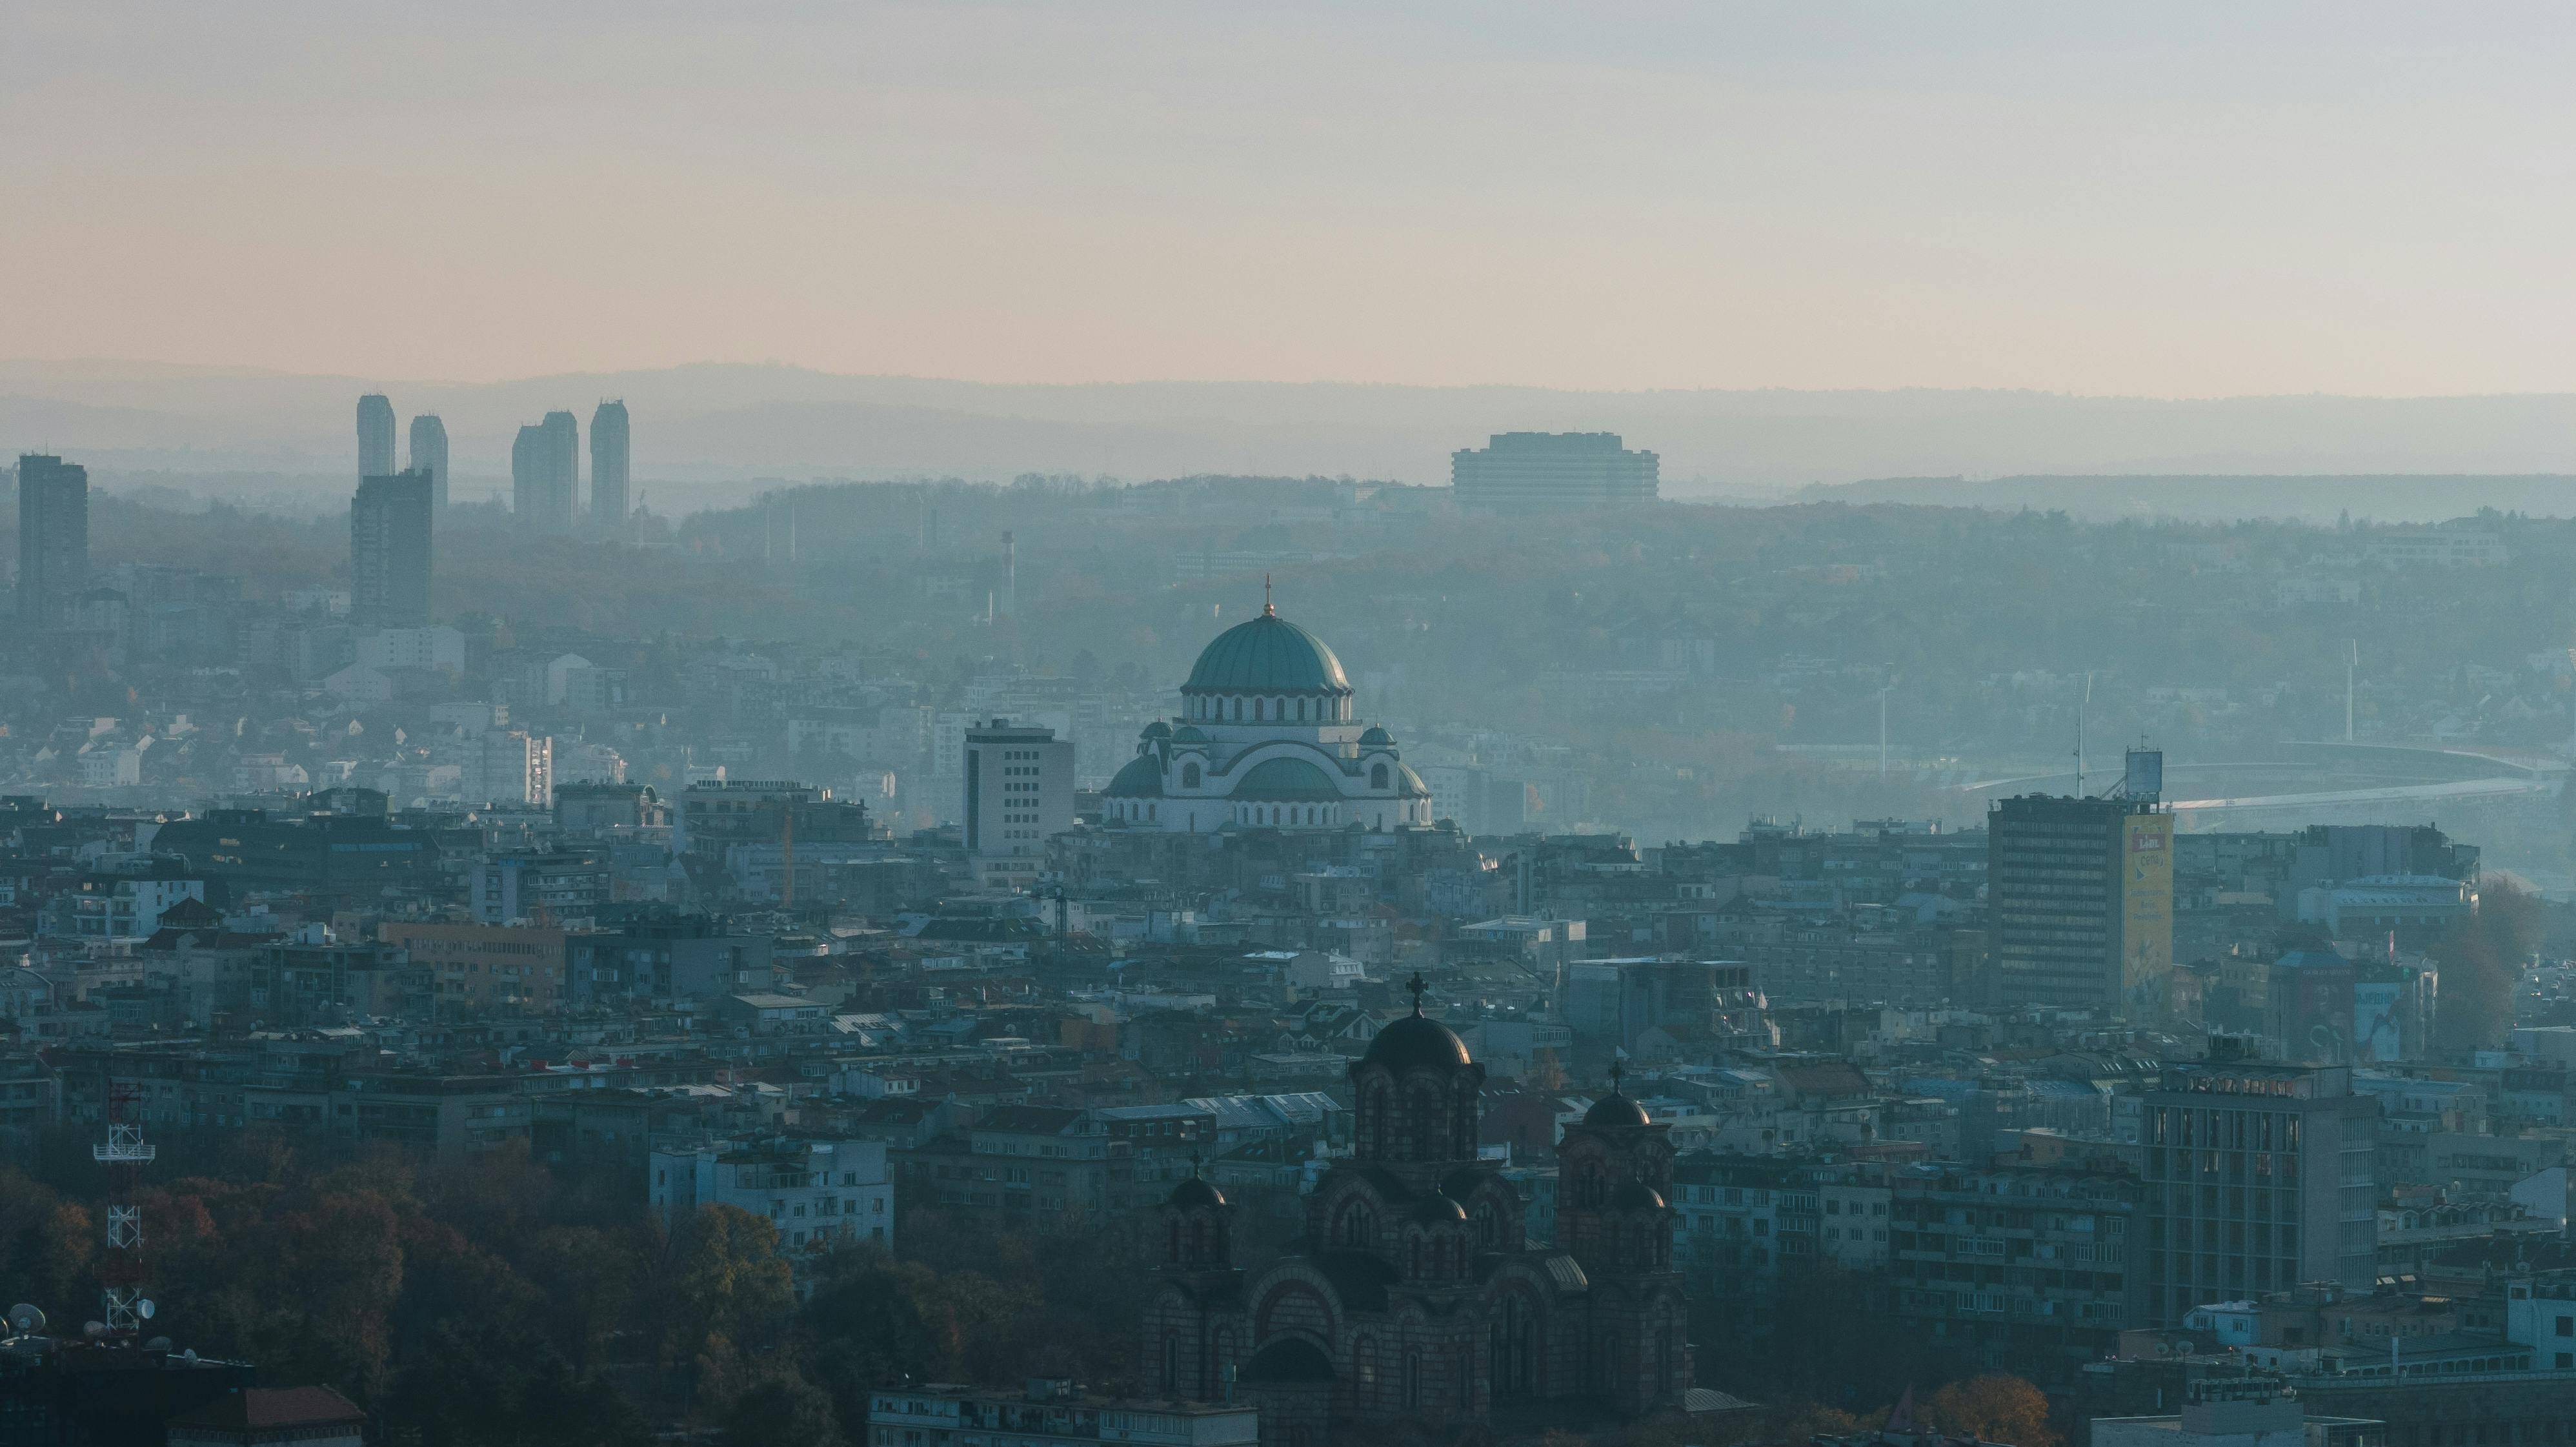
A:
1142,982,1692,1444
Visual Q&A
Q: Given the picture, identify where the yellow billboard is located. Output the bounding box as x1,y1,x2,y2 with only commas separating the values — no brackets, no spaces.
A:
2119,811,2174,1019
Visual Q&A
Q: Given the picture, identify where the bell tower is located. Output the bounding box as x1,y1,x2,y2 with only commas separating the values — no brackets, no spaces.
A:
1555,1063,1691,1413
1143,1164,1246,1401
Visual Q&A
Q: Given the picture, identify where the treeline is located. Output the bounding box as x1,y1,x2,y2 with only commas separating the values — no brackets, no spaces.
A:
0,1137,1156,1447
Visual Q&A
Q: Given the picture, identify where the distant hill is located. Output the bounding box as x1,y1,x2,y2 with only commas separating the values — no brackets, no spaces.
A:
7,361,2576,506
1800,472,2576,524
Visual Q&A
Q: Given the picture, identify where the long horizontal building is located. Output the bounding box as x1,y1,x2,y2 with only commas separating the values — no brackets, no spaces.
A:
1451,431,1659,512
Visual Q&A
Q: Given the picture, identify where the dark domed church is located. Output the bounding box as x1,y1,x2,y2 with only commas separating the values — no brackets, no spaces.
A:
1142,978,1691,1444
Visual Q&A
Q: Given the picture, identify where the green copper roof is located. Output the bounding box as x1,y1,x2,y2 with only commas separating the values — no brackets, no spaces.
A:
1182,611,1352,694
1233,756,1343,801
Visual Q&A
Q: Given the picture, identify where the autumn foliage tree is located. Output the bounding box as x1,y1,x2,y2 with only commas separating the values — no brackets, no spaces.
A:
1924,1374,2060,1447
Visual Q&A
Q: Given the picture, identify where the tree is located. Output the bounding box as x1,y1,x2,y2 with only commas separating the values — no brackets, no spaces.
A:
1925,1374,2058,1447
2434,877,2543,1057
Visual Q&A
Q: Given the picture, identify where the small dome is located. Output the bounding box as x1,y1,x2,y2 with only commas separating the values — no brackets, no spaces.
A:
1584,1093,1651,1129
1171,725,1210,746
1394,764,1433,799
1359,725,1394,748
1610,1179,1667,1211
1142,720,1172,740
1241,1337,1336,1385
1183,612,1353,696
1168,1175,1225,1209
1360,1013,1471,1071
1106,754,1164,798
1410,1191,1469,1223
1233,756,1342,802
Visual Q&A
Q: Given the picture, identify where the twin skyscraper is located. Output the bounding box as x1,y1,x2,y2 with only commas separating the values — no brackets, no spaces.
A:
505,402,628,534
350,394,633,629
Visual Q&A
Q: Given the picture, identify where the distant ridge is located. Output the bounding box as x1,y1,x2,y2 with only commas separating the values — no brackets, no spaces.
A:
1800,473,2576,524
6,360,2576,501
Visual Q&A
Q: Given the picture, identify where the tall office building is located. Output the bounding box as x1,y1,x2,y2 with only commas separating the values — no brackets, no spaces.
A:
964,719,1073,890
1988,751,2173,1015
356,394,397,478
510,411,580,534
1451,432,1660,512
589,400,629,531
350,469,435,627
407,414,450,511
2138,1055,2378,1324
15,454,88,627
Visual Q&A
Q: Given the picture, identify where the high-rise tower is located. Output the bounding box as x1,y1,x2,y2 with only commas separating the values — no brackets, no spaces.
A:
352,469,435,627
407,414,450,510
356,394,396,478
590,400,629,531
511,411,580,534
15,454,88,627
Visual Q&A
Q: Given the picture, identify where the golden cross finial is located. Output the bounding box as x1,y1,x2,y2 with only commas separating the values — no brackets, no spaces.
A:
1405,972,1427,1015
1608,1058,1625,1093
1263,574,1274,616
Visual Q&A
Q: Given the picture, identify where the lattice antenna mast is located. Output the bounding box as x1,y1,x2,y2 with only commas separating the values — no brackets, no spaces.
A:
93,1082,156,1338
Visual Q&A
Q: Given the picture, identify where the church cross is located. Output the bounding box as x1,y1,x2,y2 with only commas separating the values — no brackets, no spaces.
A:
1607,1058,1625,1093
1405,972,1427,1015
1263,574,1276,616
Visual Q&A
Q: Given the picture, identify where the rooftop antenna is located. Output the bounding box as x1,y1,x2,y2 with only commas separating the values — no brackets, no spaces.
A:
1878,673,1895,780
2075,671,2094,796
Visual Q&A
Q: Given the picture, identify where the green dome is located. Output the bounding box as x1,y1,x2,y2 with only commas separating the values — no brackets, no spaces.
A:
1394,763,1433,799
1233,756,1343,802
1359,725,1394,747
1106,754,1163,798
1183,612,1351,696
1171,725,1209,746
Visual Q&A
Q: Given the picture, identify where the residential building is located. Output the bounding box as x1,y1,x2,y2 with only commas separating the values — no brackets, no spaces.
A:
356,392,395,477
590,400,629,530
510,410,579,533
1990,767,2173,1015
471,851,609,926
1887,1159,2144,1380
866,1383,1255,1447
407,412,448,509
350,469,434,627
651,1135,892,1253
378,922,567,1015
17,453,88,627
967,718,1074,889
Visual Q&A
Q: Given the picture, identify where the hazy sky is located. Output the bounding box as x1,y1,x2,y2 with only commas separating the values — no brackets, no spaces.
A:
11,3,2576,396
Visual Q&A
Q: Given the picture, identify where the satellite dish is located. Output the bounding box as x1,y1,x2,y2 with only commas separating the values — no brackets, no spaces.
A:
6,1304,43,1335
133,1299,155,1321
181,1348,197,1361
145,1337,172,1353
81,1322,106,1341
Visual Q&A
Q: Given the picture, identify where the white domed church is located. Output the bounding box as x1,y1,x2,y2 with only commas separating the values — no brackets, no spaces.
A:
1105,600,1435,833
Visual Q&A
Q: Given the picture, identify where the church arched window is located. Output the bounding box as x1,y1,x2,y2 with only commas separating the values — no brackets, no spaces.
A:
1296,697,1307,720
1231,697,1242,722
1182,762,1201,789
1371,763,1389,789
1163,1331,1182,1393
